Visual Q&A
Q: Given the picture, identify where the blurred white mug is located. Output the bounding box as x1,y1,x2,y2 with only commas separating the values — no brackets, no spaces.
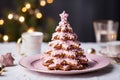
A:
17,32,43,56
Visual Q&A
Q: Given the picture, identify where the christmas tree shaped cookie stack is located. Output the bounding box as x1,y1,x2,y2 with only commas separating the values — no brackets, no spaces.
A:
42,11,88,71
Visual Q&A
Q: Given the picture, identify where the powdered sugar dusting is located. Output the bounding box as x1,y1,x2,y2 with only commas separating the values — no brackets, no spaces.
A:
42,11,88,71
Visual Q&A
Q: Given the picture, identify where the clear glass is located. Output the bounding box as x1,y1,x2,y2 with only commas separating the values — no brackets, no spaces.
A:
93,20,119,44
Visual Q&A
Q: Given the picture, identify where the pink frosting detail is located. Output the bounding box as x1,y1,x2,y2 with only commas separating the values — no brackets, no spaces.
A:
47,58,78,67
49,40,80,49
76,55,88,62
50,50,76,56
0,53,14,66
59,11,69,22
42,11,88,70
52,32,77,40
43,53,87,68
57,11,73,33
56,23,73,32
45,48,84,58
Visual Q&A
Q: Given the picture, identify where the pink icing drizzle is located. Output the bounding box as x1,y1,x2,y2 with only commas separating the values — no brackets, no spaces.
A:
49,40,81,50
42,11,88,70
52,32,77,40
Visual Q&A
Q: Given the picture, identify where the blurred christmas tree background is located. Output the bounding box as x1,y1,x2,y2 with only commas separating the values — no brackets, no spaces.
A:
0,0,56,42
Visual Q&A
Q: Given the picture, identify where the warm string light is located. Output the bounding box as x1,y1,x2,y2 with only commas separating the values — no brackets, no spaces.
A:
6,1,54,22
7,0,54,23
8,13,13,20
8,13,25,23
3,35,9,42
27,27,35,32
21,3,31,13
36,12,42,19
0,19,4,25
25,3,31,9
19,16,25,23
40,0,46,6
35,9,43,19
21,7,27,13
47,0,54,4
0,1,54,42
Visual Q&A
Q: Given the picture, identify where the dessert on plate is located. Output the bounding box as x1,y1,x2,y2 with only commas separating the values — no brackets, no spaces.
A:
42,11,88,71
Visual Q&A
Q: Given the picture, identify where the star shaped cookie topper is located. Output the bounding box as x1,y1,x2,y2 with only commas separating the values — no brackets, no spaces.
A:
0,53,14,67
59,11,69,21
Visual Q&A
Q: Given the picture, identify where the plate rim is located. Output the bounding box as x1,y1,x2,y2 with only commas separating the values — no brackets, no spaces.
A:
19,54,110,74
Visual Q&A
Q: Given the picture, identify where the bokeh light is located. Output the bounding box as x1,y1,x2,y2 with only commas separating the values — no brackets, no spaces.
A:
3,35,9,42
19,16,25,23
25,3,31,9
0,19,4,25
22,7,27,12
27,27,34,32
47,0,54,4
8,13,13,20
36,12,42,19
40,0,46,7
